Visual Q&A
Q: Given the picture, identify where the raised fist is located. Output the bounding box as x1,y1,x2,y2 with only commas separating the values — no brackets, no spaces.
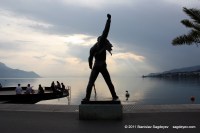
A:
107,14,111,19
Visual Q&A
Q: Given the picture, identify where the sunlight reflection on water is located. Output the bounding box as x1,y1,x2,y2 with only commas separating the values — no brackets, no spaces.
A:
0,77,200,105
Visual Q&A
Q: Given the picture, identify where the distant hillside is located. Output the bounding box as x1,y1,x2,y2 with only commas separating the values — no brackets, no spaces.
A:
143,65,200,78
0,62,40,78
163,65,200,73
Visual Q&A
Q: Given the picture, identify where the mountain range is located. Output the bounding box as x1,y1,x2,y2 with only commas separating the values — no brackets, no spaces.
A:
0,62,40,78
163,65,200,73
144,65,200,78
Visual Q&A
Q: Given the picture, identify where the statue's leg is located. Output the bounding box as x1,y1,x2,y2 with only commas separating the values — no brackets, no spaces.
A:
101,68,118,98
85,69,99,99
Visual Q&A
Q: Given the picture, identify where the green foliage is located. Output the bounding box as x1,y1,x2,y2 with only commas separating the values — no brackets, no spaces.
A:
172,7,200,46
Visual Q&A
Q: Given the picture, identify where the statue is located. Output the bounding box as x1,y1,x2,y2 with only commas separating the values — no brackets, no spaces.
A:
82,14,119,101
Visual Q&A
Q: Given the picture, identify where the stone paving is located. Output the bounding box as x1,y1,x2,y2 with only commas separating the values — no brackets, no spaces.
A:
0,104,199,113
0,104,199,133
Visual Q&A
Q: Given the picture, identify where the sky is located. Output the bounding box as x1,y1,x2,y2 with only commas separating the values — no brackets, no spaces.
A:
0,0,200,77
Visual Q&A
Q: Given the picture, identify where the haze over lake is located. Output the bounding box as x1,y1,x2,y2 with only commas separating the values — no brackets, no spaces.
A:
0,77,199,105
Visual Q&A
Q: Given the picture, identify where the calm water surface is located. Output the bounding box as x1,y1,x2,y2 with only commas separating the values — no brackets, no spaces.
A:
0,77,199,105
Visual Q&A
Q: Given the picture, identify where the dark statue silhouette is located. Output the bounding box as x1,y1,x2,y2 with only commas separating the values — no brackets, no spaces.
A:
82,14,118,101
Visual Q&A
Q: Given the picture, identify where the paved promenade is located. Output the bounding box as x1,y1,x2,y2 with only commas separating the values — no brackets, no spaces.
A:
0,104,199,133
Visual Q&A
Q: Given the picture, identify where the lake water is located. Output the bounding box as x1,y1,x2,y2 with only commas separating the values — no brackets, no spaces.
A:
0,76,200,105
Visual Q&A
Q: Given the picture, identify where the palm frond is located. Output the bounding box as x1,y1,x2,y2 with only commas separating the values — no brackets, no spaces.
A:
172,7,200,46
172,30,200,45
181,19,200,31
183,7,200,23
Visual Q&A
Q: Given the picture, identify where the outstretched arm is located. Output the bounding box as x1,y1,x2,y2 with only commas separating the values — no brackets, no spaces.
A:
98,14,111,47
102,14,111,40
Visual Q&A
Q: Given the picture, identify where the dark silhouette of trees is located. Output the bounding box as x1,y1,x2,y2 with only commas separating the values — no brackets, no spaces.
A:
172,7,200,46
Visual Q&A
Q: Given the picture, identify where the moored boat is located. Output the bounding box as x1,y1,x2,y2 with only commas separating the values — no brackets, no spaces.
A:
0,91,68,104
0,87,27,91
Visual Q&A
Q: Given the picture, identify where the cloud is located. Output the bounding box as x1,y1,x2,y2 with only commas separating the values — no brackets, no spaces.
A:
1,0,200,77
0,9,53,46
0,9,52,29
33,55,47,60
113,52,145,62
163,0,200,7
61,0,134,9
64,34,96,46
0,9,127,77
0,9,70,76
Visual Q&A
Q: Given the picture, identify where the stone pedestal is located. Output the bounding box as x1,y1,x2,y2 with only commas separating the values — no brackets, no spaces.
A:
79,100,122,120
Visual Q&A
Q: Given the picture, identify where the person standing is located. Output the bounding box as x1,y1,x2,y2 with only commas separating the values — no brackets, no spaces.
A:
83,14,118,101
51,81,56,93
61,83,65,92
56,81,61,90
